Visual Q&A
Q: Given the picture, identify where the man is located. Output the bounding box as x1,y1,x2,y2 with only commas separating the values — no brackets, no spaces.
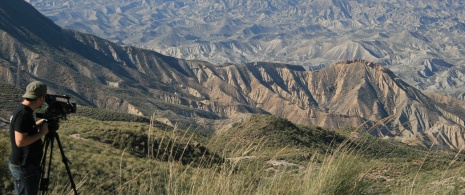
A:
9,81,50,195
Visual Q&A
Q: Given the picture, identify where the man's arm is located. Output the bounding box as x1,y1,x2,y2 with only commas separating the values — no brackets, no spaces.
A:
14,123,49,147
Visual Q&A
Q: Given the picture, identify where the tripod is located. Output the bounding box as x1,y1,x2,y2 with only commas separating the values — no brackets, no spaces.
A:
40,130,78,195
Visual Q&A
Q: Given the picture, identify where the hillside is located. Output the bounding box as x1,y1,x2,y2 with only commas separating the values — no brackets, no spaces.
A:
0,81,23,119
212,114,345,152
1,0,465,149
2,110,465,194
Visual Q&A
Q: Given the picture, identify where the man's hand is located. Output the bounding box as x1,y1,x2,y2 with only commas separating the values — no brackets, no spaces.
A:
39,121,49,136
36,119,46,126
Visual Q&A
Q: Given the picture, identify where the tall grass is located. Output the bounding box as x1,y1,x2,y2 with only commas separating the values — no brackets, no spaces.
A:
125,115,464,195
3,115,465,194
110,117,372,195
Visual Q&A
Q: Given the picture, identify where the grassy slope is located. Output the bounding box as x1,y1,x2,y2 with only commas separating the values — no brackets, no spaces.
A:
0,114,222,194
2,113,465,194
2,81,465,194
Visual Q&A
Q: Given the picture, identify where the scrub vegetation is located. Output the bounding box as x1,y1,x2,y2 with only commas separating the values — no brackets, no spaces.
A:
1,113,465,194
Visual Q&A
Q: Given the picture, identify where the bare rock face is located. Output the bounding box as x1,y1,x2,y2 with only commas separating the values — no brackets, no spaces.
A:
185,60,465,148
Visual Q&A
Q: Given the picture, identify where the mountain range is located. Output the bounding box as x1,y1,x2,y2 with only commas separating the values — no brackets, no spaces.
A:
1,0,465,149
26,0,465,99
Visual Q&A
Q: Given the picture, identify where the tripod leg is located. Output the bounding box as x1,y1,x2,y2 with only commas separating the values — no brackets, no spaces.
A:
54,133,79,195
40,133,54,194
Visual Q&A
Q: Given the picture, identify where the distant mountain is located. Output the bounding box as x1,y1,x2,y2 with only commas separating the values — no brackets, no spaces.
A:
2,0,465,149
26,0,465,99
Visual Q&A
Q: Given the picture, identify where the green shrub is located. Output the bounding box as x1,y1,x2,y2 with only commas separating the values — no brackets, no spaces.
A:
0,132,13,194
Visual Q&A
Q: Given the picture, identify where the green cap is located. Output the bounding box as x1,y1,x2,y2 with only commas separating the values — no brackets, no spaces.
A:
23,81,47,99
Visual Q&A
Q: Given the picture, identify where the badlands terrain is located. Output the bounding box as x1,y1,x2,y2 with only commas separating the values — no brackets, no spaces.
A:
27,0,465,99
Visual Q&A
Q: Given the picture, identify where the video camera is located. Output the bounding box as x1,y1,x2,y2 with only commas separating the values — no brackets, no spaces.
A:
36,94,77,131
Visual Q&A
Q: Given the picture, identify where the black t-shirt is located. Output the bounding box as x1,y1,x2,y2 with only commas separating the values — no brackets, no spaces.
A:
9,104,43,166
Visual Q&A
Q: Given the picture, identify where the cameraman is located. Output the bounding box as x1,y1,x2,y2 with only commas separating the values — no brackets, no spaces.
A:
8,81,50,195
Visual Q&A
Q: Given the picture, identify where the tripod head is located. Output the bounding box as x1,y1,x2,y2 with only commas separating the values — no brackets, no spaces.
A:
41,117,60,132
